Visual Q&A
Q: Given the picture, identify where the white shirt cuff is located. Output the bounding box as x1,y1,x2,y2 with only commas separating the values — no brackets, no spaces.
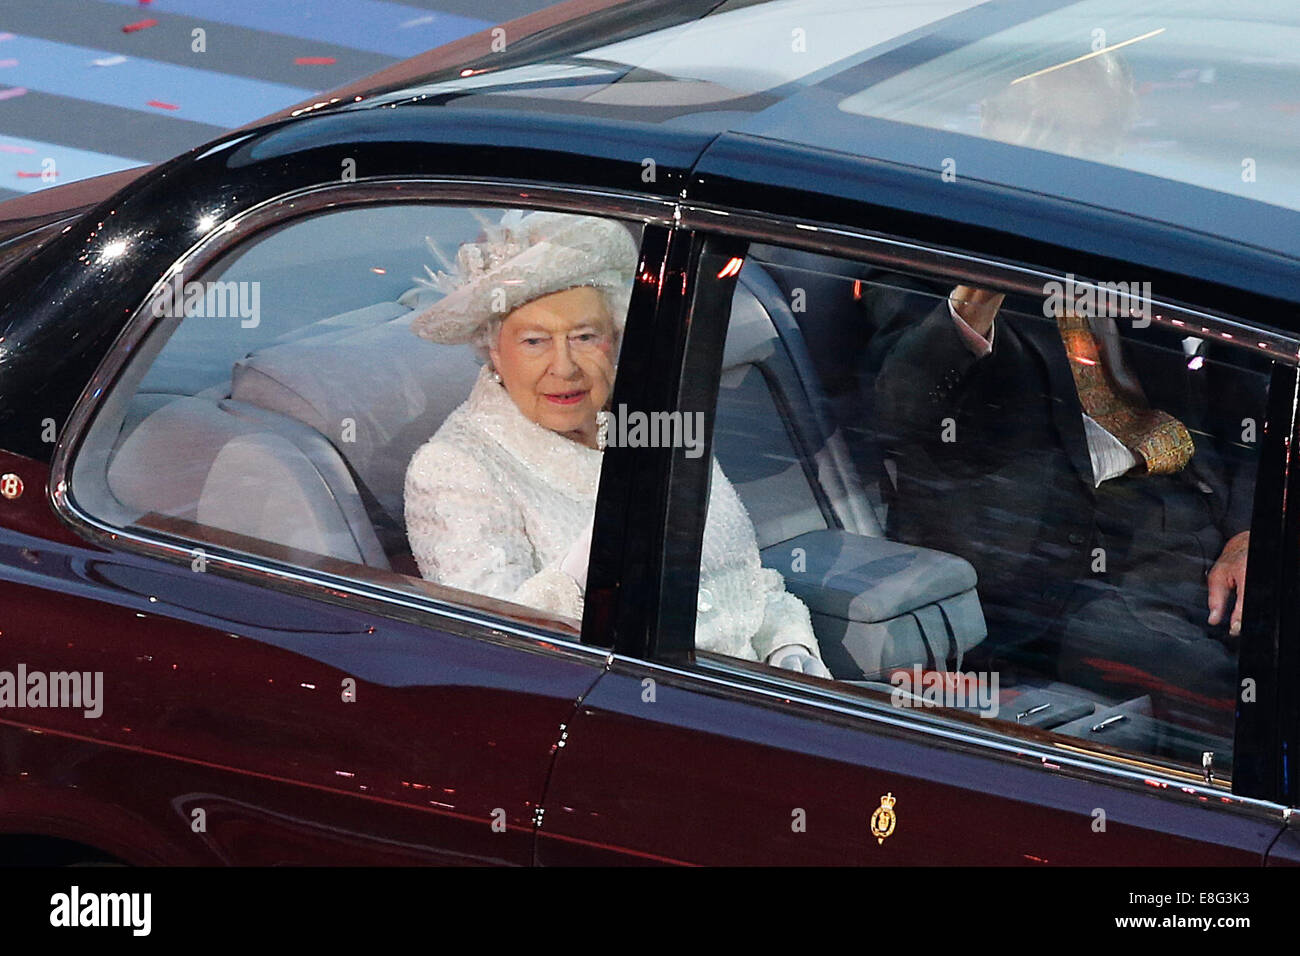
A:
949,295,994,356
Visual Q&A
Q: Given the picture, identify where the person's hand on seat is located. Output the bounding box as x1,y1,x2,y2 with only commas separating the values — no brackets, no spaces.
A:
1208,530,1250,636
767,644,832,679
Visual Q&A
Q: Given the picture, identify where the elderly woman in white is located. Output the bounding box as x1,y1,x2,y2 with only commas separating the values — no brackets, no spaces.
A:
403,210,829,677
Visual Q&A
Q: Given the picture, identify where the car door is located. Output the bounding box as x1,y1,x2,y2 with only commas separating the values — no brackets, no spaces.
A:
2,467,602,865
536,223,1298,865
0,185,671,865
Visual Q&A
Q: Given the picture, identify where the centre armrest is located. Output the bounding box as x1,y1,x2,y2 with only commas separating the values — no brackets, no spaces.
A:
760,529,986,678
764,529,977,622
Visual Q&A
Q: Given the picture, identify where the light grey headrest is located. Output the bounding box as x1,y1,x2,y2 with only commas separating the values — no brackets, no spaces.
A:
721,281,777,371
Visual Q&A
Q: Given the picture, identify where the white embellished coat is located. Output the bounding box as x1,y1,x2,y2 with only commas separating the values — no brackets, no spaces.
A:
404,365,823,663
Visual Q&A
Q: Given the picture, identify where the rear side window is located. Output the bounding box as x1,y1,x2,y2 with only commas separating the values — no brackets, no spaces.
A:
68,201,645,634
683,239,1286,780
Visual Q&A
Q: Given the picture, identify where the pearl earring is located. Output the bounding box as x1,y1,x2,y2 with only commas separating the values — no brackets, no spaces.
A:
596,410,609,451
490,366,502,384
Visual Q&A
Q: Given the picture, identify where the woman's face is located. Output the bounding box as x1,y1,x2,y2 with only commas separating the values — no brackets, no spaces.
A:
490,285,617,447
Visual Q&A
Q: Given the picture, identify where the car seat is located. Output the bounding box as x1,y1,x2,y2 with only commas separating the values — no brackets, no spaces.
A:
107,290,481,575
227,297,481,570
716,261,986,678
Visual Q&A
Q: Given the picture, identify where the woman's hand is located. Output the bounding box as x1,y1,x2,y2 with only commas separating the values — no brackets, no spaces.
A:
559,519,594,590
767,643,832,679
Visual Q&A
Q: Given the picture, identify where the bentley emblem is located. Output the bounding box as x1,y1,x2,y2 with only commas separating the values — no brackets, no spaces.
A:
0,473,22,500
870,792,897,845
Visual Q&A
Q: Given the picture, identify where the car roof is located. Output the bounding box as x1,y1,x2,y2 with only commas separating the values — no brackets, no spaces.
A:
352,0,993,135
7,0,1298,316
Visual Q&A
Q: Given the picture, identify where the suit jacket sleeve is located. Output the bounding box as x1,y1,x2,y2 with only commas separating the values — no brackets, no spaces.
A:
868,295,993,443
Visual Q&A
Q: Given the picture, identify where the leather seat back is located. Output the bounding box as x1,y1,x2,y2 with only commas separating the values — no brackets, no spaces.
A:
714,262,882,550
230,311,482,532
107,395,388,567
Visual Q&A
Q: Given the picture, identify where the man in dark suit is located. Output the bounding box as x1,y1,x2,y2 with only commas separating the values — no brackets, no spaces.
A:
852,48,1268,743
865,281,1262,738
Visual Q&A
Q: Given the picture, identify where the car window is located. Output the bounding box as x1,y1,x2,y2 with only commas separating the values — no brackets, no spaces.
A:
68,202,645,635
684,240,1286,778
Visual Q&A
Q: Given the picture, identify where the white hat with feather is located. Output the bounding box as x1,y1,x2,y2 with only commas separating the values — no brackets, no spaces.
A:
409,210,639,349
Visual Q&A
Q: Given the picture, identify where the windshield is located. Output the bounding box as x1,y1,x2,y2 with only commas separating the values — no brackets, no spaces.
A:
838,0,1300,212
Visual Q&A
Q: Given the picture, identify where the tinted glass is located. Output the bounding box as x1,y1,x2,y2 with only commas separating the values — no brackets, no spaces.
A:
70,203,646,635
688,241,1286,778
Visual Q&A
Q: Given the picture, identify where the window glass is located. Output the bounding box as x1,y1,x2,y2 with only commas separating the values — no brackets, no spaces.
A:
838,0,1300,213
70,203,645,634
692,240,1282,776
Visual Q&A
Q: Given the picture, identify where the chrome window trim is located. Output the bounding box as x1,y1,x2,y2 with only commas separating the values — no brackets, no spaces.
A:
681,204,1300,365
48,176,676,662
618,650,1293,825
